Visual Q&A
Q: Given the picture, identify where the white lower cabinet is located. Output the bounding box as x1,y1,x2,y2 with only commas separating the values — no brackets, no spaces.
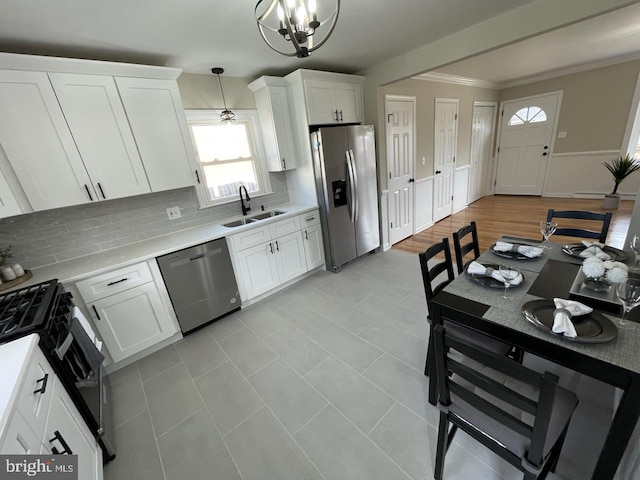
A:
0,345,102,480
43,378,101,480
230,210,324,301
76,261,177,363
302,223,325,270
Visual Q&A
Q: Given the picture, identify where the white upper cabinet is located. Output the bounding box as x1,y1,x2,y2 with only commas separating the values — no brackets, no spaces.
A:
0,70,94,210
249,79,298,172
49,73,150,200
304,79,363,125
115,77,196,191
0,168,23,219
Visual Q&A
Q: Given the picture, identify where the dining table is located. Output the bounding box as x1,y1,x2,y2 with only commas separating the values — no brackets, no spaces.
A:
429,236,640,480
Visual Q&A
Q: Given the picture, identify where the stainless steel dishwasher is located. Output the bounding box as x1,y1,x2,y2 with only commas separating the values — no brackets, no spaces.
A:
157,238,241,335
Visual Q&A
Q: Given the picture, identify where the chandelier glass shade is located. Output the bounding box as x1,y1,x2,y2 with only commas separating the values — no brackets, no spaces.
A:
211,68,236,123
255,0,340,58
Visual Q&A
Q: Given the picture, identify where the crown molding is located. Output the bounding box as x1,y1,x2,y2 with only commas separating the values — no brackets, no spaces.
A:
411,72,501,89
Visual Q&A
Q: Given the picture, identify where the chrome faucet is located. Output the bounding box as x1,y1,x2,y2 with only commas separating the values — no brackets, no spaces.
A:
239,185,251,216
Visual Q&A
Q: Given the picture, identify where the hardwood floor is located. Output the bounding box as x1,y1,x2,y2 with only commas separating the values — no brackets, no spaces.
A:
393,195,634,256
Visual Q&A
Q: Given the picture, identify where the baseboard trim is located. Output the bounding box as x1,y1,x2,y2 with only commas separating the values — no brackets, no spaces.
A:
415,222,434,234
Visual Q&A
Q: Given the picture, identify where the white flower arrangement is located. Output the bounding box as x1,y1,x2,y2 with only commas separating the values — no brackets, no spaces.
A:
582,258,628,284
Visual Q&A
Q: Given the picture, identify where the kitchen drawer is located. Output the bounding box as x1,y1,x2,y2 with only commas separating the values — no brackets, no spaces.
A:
76,261,153,302
15,346,54,441
269,216,301,239
230,225,271,251
299,210,320,228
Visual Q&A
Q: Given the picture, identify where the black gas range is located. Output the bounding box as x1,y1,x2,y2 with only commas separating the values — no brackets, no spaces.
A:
0,280,115,462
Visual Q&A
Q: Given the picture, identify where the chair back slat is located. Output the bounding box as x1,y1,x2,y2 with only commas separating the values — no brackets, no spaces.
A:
547,209,612,243
448,382,533,438
450,359,537,415
453,221,480,274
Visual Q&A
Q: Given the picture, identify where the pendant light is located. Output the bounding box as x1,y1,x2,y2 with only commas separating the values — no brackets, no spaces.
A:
255,0,340,58
211,67,236,123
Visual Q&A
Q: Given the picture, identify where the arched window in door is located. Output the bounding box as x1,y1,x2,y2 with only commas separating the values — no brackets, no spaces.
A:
508,106,547,126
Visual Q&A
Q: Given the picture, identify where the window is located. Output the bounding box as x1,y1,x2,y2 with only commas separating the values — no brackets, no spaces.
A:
186,110,271,207
508,106,547,126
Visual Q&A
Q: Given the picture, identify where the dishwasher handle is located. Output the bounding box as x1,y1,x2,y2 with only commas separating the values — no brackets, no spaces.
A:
189,253,205,262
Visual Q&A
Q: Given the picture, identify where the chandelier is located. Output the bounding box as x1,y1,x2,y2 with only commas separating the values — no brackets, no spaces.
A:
255,0,340,58
211,67,236,123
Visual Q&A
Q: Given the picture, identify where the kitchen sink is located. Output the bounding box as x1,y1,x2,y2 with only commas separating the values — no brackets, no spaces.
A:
250,210,285,221
223,218,257,227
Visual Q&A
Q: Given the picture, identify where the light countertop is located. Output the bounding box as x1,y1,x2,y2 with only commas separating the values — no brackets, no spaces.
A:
0,334,39,437
17,203,318,287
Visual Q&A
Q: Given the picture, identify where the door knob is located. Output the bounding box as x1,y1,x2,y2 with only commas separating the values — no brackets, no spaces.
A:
408,178,415,183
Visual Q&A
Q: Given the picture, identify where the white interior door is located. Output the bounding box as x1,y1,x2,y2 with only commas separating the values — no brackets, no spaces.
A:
386,97,415,245
469,103,496,203
433,99,458,222
495,93,560,195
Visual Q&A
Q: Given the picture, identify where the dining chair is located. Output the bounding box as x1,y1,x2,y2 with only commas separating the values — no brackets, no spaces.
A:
453,221,480,274
418,238,513,377
546,209,612,243
432,323,579,480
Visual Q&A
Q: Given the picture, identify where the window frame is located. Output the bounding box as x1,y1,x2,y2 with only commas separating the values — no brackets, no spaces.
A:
185,109,272,208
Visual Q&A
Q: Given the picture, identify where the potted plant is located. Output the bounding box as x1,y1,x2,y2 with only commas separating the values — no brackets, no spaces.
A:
603,154,640,209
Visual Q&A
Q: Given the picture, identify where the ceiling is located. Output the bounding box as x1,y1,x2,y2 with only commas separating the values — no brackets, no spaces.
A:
0,0,534,79
428,2,640,88
0,1,639,85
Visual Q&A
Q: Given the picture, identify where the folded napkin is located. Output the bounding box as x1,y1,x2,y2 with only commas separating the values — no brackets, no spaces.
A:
552,298,592,338
467,261,523,285
494,241,544,258
579,240,610,260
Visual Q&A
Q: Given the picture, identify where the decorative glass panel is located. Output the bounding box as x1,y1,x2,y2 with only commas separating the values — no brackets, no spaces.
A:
508,106,547,126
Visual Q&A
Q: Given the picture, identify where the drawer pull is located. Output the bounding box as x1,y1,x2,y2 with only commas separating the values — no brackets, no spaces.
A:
92,305,101,321
107,278,129,286
306,216,316,221
304,230,309,240
50,430,73,455
34,373,49,395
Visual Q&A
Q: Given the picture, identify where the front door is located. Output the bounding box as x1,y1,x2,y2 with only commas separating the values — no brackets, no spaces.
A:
469,103,496,203
433,99,458,222
495,93,560,195
386,97,415,245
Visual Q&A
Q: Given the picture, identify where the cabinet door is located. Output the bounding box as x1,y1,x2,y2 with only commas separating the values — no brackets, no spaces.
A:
334,83,362,124
115,77,196,191
302,224,325,270
49,73,150,200
0,167,22,218
304,80,338,125
90,282,174,363
44,378,101,480
0,70,93,210
235,242,280,299
16,347,55,440
269,87,296,171
0,411,41,455
274,232,307,283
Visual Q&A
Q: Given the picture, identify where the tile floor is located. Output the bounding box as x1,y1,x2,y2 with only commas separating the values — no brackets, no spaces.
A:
104,249,617,480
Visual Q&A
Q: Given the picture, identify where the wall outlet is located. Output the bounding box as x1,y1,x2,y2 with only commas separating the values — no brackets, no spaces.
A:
166,206,181,220
558,131,567,138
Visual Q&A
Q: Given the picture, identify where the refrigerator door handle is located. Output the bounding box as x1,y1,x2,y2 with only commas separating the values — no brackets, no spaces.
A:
345,151,356,223
349,150,359,222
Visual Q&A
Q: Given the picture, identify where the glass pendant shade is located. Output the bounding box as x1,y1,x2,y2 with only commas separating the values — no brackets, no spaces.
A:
211,67,236,123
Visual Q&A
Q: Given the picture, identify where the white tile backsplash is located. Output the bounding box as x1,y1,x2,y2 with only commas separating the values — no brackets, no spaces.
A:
0,173,289,269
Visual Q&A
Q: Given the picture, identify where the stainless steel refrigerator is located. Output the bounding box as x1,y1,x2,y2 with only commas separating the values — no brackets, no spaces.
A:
311,125,380,272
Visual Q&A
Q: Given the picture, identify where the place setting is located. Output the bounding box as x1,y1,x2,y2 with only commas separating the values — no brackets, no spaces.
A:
465,261,525,296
